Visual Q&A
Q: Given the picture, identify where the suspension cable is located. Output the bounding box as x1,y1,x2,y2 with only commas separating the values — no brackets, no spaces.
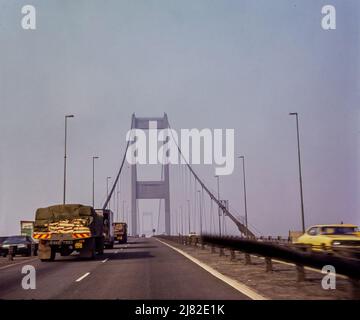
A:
167,121,255,238
102,115,134,210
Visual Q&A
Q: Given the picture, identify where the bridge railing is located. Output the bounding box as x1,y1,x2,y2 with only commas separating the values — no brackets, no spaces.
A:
156,234,360,298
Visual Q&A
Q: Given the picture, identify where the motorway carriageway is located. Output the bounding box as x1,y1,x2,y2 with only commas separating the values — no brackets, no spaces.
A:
0,237,250,299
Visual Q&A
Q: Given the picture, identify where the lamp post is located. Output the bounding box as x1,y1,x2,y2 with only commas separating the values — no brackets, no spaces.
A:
187,199,191,234
289,112,306,233
92,156,99,208
116,180,120,222
122,200,126,222
63,114,74,205
238,156,249,238
180,206,183,235
197,191,203,235
215,175,221,236
106,176,111,211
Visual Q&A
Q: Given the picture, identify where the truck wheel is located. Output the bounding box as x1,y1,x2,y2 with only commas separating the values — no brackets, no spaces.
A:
96,237,104,255
80,238,96,259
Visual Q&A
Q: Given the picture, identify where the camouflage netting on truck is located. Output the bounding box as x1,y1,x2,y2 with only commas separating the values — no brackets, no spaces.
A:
34,204,95,233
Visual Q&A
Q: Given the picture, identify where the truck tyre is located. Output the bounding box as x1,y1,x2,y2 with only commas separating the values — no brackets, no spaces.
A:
96,237,104,255
80,238,96,259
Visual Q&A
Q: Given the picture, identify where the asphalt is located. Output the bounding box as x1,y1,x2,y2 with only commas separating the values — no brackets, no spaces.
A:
0,237,249,299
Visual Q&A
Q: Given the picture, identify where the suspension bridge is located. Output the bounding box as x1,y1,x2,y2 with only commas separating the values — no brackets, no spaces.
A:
102,113,255,238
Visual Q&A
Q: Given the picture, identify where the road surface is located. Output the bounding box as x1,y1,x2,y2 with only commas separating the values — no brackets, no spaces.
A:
0,237,249,299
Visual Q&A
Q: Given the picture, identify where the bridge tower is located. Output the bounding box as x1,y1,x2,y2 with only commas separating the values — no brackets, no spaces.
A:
131,113,171,236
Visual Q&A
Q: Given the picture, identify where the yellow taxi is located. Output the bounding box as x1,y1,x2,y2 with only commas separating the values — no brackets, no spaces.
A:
294,224,360,250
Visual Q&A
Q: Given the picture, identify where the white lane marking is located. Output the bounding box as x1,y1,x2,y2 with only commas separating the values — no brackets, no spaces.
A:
102,258,109,263
156,239,267,300
75,272,90,282
0,258,38,271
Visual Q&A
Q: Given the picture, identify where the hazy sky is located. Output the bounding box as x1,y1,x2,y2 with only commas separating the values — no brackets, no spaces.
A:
0,0,359,236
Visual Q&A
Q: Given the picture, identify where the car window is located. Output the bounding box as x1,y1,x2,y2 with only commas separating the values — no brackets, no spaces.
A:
321,227,357,235
307,228,318,236
3,236,27,244
0,237,7,244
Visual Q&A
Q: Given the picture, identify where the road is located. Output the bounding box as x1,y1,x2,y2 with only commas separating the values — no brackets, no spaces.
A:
0,237,249,299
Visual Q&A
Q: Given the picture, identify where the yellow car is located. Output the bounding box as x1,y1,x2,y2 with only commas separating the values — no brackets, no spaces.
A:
294,224,360,251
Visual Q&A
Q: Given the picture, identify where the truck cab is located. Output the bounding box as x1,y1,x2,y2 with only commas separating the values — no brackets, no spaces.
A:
113,222,128,244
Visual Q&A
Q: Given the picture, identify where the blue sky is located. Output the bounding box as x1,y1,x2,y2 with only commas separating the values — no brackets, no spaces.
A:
0,0,359,236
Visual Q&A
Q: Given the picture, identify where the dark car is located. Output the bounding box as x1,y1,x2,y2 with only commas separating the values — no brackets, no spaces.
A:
0,236,8,256
1,236,38,257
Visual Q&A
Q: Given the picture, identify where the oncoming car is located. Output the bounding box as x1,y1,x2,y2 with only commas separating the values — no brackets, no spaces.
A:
294,224,360,251
1,235,38,257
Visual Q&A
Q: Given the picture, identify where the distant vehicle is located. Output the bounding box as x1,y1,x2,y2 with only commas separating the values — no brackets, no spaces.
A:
141,234,146,238
113,222,127,244
20,221,35,239
96,209,114,249
1,235,38,257
188,232,198,238
33,204,104,261
294,224,360,251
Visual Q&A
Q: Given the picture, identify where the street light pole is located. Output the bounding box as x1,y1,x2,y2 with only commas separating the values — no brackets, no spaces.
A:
106,176,111,211
215,175,221,237
289,112,306,233
63,115,74,205
122,200,126,222
198,191,203,235
116,179,120,222
180,206,183,235
176,209,179,235
238,156,249,238
117,190,120,222
92,156,99,208
187,199,191,234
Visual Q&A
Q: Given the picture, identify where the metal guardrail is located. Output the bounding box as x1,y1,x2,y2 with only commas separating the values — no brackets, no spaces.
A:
200,235,360,279
157,235,360,298
254,236,360,260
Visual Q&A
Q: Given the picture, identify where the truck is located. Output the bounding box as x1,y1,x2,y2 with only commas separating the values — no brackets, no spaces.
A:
33,204,104,261
95,209,114,249
113,222,127,244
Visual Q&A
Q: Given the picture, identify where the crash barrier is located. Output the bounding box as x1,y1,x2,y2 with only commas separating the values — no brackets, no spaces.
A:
201,235,360,279
157,235,360,298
